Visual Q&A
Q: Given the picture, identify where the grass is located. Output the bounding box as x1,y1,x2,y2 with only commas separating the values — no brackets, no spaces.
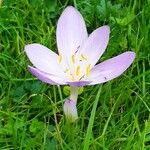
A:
0,0,150,149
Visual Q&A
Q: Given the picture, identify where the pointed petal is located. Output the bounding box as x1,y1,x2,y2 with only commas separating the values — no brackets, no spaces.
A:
56,6,88,60
29,66,67,85
67,81,91,87
25,43,65,76
80,26,110,67
63,99,78,122
89,52,135,85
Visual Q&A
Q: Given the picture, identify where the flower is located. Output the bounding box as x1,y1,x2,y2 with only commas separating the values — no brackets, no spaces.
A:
25,6,135,122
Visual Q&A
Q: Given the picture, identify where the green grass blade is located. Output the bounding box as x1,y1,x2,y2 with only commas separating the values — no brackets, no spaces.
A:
83,86,102,150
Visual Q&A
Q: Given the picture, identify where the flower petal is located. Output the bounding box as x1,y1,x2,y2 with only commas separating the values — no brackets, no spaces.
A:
67,81,91,87
56,6,88,60
25,43,65,77
29,66,67,85
89,52,135,85
80,26,110,67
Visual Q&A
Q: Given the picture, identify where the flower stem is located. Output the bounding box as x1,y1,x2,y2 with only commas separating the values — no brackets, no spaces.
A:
70,86,79,104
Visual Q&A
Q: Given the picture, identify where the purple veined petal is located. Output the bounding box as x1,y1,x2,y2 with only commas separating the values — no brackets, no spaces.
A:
56,6,88,61
63,99,78,122
25,43,65,77
67,80,91,87
80,26,110,67
89,51,135,85
29,66,67,85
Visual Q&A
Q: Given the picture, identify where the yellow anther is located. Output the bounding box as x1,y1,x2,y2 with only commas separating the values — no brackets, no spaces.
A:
81,53,87,61
70,74,75,81
86,64,91,77
64,68,69,73
76,65,81,76
71,54,75,64
58,55,62,64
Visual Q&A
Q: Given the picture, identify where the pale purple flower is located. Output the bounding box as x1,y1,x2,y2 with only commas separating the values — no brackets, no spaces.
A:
25,6,135,122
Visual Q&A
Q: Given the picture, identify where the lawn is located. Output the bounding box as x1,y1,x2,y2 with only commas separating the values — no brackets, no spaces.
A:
0,0,150,149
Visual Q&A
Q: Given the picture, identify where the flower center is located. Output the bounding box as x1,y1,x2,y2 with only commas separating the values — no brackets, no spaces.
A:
58,53,91,81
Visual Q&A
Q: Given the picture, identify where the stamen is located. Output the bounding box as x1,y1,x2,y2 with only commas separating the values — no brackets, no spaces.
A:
71,55,75,64
77,45,80,49
76,65,81,76
86,64,91,77
58,55,62,64
75,49,78,54
64,68,69,73
79,75,85,80
81,53,87,61
70,74,75,81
